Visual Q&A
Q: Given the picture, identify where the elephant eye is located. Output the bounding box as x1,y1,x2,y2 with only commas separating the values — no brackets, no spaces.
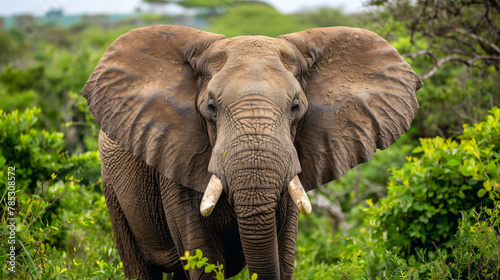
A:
291,100,300,113
208,99,217,112
207,99,218,119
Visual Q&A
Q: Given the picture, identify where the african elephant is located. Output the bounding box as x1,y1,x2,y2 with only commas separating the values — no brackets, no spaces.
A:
81,25,422,279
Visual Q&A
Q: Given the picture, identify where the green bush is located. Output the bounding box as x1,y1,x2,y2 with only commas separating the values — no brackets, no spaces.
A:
210,3,313,37
0,108,100,191
0,177,123,279
0,108,121,279
416,201,500,279
0,65,44,93
366,107,499,263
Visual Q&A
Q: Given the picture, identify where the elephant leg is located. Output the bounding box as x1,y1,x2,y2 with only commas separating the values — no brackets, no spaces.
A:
276,193,300,279
103,181,154,279
160,179,240,280
99,130,182,279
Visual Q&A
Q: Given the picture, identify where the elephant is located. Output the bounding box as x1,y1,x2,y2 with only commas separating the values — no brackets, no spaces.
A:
81,24,422,279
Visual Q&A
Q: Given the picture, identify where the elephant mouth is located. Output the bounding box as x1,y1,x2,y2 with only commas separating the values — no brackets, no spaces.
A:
200,174,311,216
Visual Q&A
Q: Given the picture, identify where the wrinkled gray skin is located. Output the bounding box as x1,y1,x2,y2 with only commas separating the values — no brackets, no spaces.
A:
82,25,422,279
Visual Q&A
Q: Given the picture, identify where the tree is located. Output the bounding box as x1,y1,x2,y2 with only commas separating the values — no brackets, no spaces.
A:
365,0,499,138
369,0,500,79
210,3,313,37
143,0,238,8
295,6,360,28
142,0,243,17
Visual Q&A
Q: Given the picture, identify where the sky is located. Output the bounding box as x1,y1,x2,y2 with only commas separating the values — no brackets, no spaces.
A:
0,0,367,16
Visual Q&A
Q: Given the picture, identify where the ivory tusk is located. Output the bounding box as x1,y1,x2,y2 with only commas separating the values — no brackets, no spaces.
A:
288,176,312,215
200,175,223,217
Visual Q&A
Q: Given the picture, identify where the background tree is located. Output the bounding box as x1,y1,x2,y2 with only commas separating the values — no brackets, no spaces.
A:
295,6,360,27
210,2,313,37
369,0,499,78
366,0,500,138
143,0,243,17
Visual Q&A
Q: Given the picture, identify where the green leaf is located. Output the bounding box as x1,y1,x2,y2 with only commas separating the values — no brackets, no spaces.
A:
195,249,203,259
460,159,476,176
412,146,424,153
483,180,492,191
447,159,461,166
184,263,190,270
487,162,500,179
477,188,487,198
205,264,215,273
216,273,224,280
251,273,258,280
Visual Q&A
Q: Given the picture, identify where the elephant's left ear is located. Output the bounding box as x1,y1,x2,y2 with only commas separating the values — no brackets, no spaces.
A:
279,27,422,191
82,25,224,192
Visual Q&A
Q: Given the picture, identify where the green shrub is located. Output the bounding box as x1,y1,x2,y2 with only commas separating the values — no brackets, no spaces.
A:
0,177,122,279
366,107,499,263
329,253,366,280
0,108,100,191
91,261,129,279
416,200,500,279
0,65,44,93
210,3,313,37
181,249,257,280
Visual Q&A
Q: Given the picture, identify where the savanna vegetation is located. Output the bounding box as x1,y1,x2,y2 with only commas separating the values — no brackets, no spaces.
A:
1,0,499,279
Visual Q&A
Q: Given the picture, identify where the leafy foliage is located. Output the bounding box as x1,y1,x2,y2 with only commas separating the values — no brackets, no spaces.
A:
181,249,258,280
365,0,500,139
181,250,225,280
0,177,122,279
144,0,238,8
366,107,499,264
0,108,100,191
329,253,365,280
92,261,130,279
368,0,500,77
210,3,313,37
295,7,360,28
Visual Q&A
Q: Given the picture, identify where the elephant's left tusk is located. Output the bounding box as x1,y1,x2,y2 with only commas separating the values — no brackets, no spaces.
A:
288,176,312,215
200,175,223,217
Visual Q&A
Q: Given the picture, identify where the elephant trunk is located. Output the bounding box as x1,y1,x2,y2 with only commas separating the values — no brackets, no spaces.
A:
226,148,285,279
233,189,280,279
206,96,304,278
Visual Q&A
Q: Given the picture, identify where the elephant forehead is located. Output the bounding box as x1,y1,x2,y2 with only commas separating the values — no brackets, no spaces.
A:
201,36,302,76
207,58,301,106
213,36,287,55
203,36,303,106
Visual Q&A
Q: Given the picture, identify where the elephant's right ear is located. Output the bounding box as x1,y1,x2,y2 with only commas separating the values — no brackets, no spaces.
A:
279,27,422,192
82,25,224,192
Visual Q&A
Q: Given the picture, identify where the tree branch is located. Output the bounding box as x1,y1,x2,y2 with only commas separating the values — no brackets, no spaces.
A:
455,28,500,55
422,55,500,79
404,49,500,79
309,189,347,233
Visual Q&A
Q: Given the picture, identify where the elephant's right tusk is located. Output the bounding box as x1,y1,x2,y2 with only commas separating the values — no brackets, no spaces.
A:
288,176,312,215
200,175,223,217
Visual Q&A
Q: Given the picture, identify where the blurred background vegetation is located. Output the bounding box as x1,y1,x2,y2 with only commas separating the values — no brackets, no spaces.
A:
0,0,498,279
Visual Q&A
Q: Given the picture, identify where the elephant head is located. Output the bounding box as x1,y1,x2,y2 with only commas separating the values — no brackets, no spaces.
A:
82,25,421,278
